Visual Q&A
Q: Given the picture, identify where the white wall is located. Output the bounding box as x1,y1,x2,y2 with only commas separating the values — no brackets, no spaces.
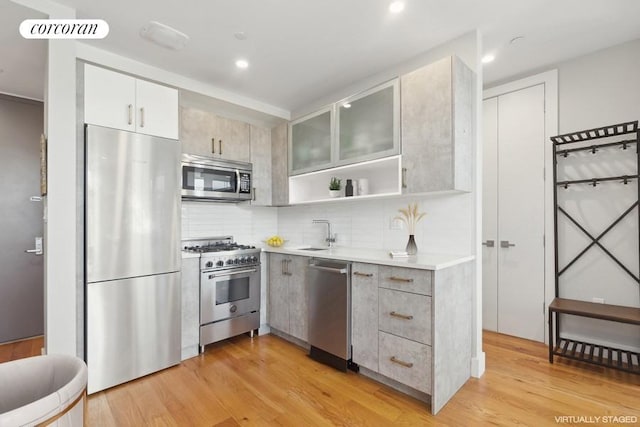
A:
554,38,640,350
13,0,79,356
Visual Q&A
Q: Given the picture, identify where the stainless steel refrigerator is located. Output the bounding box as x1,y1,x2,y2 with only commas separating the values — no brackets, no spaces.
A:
85,124,181,394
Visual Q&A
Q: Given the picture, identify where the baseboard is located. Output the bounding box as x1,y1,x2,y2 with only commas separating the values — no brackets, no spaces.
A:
471,352,486,378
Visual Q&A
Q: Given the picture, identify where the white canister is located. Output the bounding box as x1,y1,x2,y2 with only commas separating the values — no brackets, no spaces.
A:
358,178,369,195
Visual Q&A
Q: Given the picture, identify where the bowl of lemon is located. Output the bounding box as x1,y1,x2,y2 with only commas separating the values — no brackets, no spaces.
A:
264,235,287,247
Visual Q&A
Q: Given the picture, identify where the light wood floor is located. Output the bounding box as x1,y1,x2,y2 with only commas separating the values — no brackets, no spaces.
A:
2,332,639,426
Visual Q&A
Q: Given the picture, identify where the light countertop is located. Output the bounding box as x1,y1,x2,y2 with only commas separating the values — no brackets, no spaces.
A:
261,245,474,270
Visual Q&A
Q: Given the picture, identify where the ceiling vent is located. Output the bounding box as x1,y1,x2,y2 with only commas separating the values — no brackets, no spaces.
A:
140,21,189,50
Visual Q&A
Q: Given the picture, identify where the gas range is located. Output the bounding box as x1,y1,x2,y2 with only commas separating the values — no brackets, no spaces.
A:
183,236,261,271
183,236,262,350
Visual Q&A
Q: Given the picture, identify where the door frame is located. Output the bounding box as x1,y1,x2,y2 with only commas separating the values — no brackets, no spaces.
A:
483,70,558,344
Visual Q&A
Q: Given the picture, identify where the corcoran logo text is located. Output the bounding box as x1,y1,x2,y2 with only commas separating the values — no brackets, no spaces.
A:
19,19,109,39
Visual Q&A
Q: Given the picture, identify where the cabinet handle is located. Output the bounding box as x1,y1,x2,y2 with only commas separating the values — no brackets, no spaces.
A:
388,276,413,283
140,107,145,128
281,259,285,275
402,167,407,189
211,138,216,154
353,272,373,277
252,187,256,201
390,356,413,368
219,139,223,155
390,311,413,320
286,259,292,276
127,104,133,125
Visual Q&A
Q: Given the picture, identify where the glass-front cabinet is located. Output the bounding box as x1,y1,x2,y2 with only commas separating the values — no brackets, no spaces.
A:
289,79,399,175
289,107,333,175
336,79,399,165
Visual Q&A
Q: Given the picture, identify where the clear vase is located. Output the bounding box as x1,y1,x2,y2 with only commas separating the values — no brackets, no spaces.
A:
406,234,418,255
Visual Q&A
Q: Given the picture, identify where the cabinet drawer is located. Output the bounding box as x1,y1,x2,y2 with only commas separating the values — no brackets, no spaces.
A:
379,331,431,394
378,288,431,345
379,266,432,296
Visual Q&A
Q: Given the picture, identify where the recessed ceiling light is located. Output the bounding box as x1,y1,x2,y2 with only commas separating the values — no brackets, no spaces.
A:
235,59,249,69
343,103,351,109
481,54,495,64
389,1,405,13
139,21,189,50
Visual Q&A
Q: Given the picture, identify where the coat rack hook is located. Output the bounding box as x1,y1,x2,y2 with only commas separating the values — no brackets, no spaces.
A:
623,177,629,185
563,151,568,158
564,183,569,189
591,146,598,154
622,142,628,150
592,179,598,187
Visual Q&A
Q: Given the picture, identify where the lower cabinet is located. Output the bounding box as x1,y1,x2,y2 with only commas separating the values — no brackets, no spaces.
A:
268,253,308,341
181,257,200,360
351,263,379,372
351,261,472,415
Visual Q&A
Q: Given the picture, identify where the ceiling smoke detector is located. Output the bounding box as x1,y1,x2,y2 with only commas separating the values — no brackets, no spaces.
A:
140,21,189,50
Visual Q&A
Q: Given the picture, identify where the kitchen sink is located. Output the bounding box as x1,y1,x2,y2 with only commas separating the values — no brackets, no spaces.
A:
298,247,328,251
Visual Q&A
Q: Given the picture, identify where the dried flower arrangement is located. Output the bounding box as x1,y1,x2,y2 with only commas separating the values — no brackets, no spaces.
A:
394,202,426,235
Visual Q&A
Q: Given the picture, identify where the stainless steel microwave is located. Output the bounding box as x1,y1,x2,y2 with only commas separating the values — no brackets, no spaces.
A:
181,154,252,201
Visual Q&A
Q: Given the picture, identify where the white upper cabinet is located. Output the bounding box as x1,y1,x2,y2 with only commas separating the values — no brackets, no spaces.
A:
336,80,399,165
289,107,333,175
84,64,178,139
135,79,179,139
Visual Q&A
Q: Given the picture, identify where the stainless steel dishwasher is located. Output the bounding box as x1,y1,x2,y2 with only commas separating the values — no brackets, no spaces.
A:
307,258,356,372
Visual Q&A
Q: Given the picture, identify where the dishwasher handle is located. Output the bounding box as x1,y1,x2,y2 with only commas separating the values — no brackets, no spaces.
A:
308,264,348,275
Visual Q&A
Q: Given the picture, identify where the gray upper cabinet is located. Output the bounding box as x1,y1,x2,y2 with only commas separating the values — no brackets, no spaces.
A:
289,107,333,175
271,122,289,206
337,80,399,165
250,125,272,206
401,55,474,194
180,106,251,162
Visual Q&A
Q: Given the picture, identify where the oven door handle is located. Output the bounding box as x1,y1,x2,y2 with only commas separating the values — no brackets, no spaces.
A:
208,268,257,278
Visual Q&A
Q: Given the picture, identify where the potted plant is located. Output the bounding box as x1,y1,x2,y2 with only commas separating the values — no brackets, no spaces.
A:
329,177,341,198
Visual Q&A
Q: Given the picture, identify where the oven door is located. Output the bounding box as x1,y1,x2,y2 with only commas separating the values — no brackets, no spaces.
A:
200,267,260,325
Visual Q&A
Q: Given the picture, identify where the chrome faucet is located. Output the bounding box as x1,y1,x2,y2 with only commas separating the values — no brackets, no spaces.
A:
312,219,336,247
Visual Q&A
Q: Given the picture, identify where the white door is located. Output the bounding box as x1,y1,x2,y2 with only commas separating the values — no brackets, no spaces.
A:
483,84,546,342
482,97,499,331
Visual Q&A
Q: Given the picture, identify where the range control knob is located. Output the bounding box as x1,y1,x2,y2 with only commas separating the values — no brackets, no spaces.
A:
205,261,214,268
216,260,224,267
234,258,240,265
251,256,258,263
239,257,247,264
226,259,233,265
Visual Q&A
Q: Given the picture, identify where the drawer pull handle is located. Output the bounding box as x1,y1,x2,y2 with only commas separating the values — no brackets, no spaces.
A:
390,356,413,368
354,272,373,277
389,276,413,283
390,311,413,320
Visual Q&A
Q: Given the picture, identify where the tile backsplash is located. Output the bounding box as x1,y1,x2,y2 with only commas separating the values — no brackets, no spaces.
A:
182,193,474,255
181,202,278,244
277,193,474,254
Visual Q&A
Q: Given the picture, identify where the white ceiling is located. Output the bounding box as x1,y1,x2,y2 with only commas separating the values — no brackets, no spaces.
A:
2,0,640,113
